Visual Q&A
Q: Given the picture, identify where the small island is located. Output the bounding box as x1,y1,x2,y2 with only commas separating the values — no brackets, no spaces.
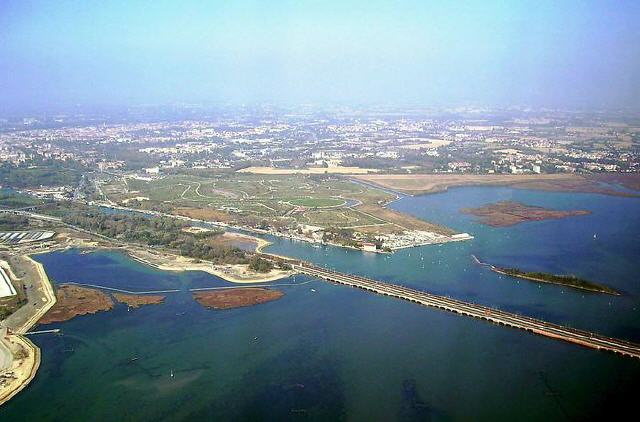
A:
475,259,620,295
113,293,165,308
193,288,284,310
40,284,114,324
461,201,590,227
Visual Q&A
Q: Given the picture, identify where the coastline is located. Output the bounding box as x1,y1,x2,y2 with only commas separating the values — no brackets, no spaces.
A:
97,202,469,254
17,257,57,333
354,173,640,198
0,256,56,407
0,333,40,406
490,267,620,295
472,255,619,295
29,229,294,284
124,240,295,284
0,231,285,406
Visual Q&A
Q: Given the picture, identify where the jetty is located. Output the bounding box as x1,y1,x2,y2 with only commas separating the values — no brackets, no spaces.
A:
24,329,61,336
291,261,640,359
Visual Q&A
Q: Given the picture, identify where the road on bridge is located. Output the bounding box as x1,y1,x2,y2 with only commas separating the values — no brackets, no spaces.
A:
290,262,640,359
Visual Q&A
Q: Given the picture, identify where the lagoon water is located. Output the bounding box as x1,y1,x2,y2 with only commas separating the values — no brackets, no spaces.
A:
1,187,639,420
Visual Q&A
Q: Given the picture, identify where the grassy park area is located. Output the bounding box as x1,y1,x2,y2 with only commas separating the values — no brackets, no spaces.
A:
288,197,345,208
99,173,453,235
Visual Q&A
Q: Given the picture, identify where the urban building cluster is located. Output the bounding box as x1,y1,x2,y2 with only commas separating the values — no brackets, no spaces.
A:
1,106,637,177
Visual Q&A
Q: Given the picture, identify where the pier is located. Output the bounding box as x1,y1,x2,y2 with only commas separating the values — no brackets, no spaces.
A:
24,329,61,336
292,262,640,359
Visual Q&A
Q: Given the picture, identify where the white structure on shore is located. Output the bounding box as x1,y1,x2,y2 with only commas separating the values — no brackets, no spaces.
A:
0,267,16,298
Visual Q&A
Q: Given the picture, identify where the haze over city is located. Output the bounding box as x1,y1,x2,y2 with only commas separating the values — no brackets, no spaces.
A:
2,0,640,111
1,1,640,420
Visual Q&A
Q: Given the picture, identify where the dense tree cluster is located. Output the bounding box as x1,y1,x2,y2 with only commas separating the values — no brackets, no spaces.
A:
248,256,274,273
0,160,84,188
0,191,44,208
64,212,248,265
0,214,31,231
323,227,362,248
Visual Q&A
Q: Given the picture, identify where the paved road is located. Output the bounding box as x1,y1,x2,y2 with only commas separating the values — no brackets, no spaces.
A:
1,255,55,334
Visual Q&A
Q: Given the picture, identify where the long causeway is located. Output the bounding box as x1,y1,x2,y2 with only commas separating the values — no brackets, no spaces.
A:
292,262,640,359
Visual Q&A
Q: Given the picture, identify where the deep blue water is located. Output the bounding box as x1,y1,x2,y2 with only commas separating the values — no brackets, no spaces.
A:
1,186,639,421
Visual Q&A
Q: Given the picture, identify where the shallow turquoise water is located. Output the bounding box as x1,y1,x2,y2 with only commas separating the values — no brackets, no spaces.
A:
1,187,639,421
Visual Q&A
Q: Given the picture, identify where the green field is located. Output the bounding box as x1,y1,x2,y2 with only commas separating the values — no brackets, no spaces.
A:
288,197,345,208
99,173,394,230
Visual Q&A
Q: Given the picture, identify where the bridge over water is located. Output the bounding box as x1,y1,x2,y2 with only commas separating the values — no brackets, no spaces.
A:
288,261,640,359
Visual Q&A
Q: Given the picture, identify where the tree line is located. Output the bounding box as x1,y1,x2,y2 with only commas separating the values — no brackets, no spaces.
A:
63,212,249,265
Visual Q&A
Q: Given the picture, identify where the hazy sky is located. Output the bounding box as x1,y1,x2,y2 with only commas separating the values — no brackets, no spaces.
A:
1,0,639,110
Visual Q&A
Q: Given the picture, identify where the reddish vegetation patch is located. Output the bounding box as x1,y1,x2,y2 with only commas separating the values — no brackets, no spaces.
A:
193,288,284,310
591,173,640,192
354,174,639,197
510,178,638,197
113,293,165,308
461,201,591,227
40,284,113,324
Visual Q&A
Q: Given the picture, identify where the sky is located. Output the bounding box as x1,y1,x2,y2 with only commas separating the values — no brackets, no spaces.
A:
1,0,639,111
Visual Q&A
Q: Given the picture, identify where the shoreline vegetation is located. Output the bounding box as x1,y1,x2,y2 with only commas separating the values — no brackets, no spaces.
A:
193,288,284,310
1,222,294,405
472,255,620,295
56,212,295,283
28,224,294,285
38,284,114,324
126,246,294,284
38,284,167,325
113,293,165,308
93,172,466,253
65,239,293,284
62,212,250,266
461,201,591,227
354,173,640,198
4,172,631,407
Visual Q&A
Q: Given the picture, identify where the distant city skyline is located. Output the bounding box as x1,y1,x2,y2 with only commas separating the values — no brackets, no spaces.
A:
1,0,639,111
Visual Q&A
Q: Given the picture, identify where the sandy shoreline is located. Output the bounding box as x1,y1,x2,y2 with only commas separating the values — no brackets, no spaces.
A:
0,229,287,406
0,256,56,407
0,332,40,406
126,248,295,284
16,257,57,334
30,229,293,284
